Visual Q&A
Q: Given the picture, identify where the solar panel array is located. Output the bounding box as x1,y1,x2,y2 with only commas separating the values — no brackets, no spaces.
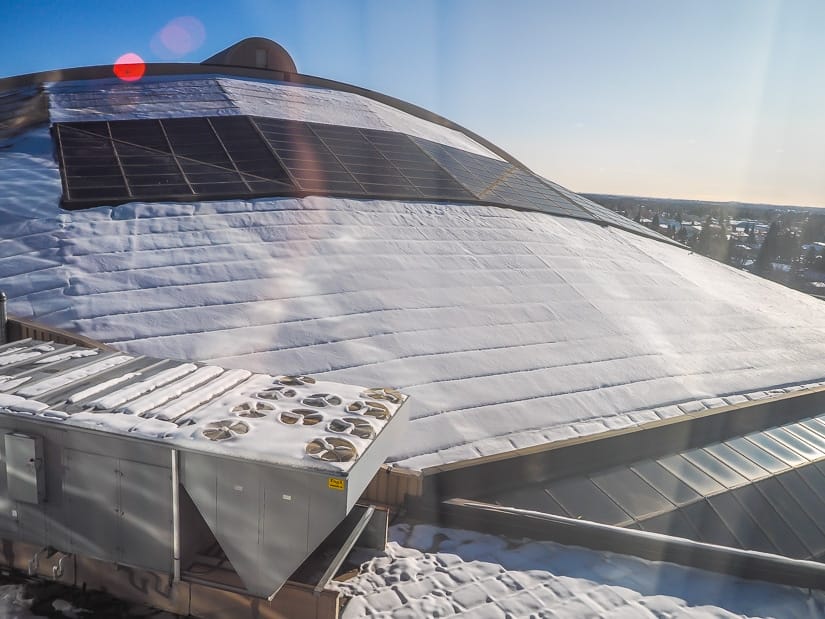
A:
489,415,825,560
412,137,585,220
54,115,670,243
54,118,292,204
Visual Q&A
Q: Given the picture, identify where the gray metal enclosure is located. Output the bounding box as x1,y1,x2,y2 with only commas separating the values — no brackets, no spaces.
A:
0,418,174,572
0,340,408,598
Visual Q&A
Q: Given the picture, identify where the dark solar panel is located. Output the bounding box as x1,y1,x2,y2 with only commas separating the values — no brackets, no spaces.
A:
52,114,685,245
361,129,473,200
412,136,512,195
486,168,585,218
55,123,131,202
253,117,364,194
412,137,589,219
541,176,673,242
310,123,434,199
251,118,475,201
55,117,293,207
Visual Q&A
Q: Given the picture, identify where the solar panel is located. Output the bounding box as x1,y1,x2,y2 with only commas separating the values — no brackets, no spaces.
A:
253,117,364,194
413,137,512,195
55,123,132,203
52,114,683,245
540,176,673,242
251,118,475,201
361,129,473,200
55,118,293,207
412,137,590,219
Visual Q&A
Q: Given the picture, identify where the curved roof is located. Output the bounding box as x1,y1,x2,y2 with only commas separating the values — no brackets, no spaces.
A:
203,37,298,73
3,66,825,471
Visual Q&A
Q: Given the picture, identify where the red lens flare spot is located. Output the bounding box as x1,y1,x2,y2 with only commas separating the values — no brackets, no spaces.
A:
113,53,146,82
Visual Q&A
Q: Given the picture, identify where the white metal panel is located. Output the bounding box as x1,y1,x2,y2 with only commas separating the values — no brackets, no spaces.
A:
4,433,44,504
63,449,119,561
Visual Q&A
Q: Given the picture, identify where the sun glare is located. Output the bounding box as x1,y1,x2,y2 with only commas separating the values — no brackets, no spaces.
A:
113,52,146,82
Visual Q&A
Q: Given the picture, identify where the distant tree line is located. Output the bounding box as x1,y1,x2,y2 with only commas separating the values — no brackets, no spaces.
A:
585,195,825,282
754,221,800,273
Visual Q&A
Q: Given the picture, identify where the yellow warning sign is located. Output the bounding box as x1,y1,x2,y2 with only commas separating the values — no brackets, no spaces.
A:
328,477,346,491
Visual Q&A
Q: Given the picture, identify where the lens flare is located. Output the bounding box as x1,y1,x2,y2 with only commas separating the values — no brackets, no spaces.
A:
113,53,146,82
150,16,206,59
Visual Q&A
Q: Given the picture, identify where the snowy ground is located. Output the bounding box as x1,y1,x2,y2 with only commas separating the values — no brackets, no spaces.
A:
0,575,175,618
333,524,825,618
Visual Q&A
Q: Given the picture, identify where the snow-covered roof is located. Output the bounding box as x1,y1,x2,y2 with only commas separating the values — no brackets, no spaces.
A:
335,524,825,618
4,69,825,473
0,339,405,473
47,75,501,159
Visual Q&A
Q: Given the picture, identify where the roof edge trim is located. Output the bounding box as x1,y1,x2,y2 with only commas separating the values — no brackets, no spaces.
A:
418,384,825,498
424,498,825,591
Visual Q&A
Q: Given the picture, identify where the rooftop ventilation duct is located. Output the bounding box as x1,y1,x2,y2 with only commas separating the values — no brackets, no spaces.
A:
202,37,297,73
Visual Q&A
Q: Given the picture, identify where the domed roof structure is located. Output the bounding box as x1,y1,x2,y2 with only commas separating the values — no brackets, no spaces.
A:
3,40,825,476
202,36,298,73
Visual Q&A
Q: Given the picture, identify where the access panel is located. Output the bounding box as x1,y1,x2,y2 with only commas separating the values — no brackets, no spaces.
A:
5,433,44,504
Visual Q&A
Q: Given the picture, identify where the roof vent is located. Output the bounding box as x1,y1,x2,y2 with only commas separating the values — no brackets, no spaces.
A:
202,37,297,73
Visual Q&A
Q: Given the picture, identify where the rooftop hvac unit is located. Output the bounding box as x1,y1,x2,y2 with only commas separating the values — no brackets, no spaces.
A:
0,339,408,598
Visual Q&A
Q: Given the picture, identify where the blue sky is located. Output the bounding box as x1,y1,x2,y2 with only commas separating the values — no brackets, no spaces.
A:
2,0,825,207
